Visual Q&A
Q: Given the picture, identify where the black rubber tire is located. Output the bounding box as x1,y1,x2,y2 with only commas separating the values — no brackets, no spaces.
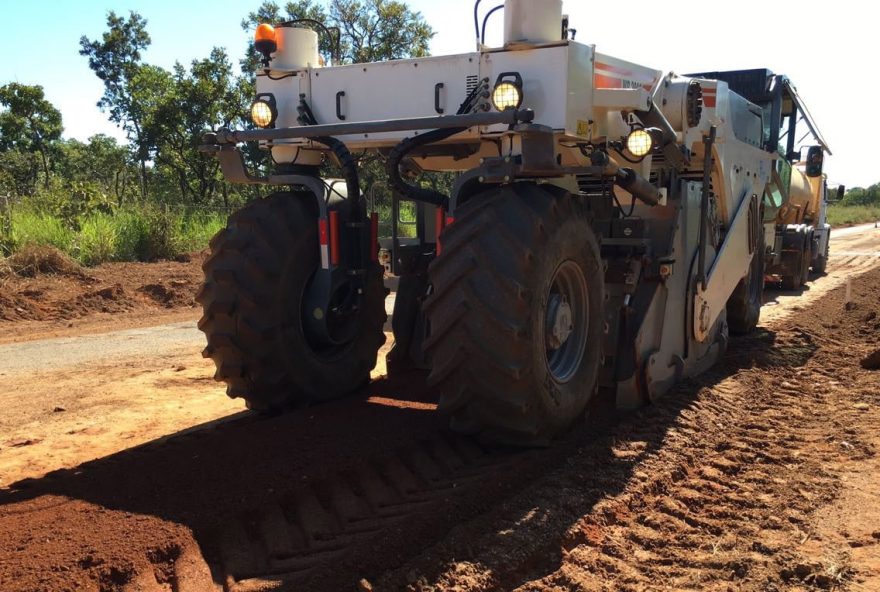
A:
780,233,807,291
727,229,765,335
196,192,386,411
813,234,829,274
423,184,604,446
800,237,812,284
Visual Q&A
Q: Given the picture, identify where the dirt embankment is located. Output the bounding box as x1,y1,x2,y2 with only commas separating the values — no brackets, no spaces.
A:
0,266,878,591
0,247,204,342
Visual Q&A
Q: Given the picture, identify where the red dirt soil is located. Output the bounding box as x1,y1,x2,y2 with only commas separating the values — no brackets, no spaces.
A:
0,251,203,342
1,263,878,591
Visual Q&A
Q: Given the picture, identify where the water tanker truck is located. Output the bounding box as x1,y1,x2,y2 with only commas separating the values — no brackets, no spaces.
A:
198,0,825,444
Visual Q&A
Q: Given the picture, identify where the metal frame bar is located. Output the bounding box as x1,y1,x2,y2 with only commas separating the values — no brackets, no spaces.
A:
206,109,535,146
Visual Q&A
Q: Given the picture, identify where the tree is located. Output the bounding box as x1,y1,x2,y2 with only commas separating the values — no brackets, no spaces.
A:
841,184,880,207
147,48,249,203
0,83,63,190
80,11,152,197
0,150,40,196
330,0,433,63
57,135,134,204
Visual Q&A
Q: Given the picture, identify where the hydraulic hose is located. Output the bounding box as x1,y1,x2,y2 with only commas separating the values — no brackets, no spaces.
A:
297,96,361,208
386,78,490,208
315,136,361,206
385,128,466,208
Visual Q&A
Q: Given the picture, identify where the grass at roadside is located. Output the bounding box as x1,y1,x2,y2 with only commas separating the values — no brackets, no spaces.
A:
827,204,880,227
2,206,227,265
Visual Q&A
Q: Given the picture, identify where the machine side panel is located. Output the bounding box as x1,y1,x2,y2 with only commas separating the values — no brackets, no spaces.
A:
480,45,572,133
592,53,662,91
307,53,482,146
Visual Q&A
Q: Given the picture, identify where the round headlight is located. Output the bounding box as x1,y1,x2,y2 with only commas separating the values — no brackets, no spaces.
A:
251,100,275,128
626,129,653,158
492,82,522,111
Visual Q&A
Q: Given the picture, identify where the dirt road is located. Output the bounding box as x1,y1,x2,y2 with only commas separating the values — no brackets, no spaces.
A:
1,225,878,591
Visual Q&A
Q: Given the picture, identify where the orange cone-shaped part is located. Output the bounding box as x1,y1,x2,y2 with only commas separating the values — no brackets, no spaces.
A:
254,23,277,58
255,23,276,43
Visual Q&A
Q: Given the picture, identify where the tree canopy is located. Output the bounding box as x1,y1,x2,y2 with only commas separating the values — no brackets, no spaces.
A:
0,83,63,190
1,1,435,207
840,184,880,207
79,11,153,196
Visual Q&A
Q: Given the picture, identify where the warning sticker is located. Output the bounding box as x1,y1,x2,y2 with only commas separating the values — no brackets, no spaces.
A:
576,120,592,138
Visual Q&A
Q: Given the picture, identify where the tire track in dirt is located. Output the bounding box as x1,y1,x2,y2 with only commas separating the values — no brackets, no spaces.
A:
210,435,539,590
372,267,880,592
1,372,577,592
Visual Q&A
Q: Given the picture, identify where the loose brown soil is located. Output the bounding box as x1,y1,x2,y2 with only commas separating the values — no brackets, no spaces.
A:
0,233,878,592
0,251,204,343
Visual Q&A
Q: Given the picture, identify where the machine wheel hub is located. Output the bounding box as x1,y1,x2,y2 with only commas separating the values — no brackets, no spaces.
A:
545,260,589,384
546,295,574,350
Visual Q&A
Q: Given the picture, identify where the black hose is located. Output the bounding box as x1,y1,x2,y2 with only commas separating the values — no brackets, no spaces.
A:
297,96,361,209
385,79,489,208
386,128,466,208
316,135,362,207
473,0,485,46
481,5,504,45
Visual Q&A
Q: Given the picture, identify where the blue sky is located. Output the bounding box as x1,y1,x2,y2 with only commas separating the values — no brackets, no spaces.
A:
0,1,872,187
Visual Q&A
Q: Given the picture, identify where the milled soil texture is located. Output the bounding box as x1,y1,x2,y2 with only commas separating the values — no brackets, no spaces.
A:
1,264,878,591
0,251,204,341
377,272,880,592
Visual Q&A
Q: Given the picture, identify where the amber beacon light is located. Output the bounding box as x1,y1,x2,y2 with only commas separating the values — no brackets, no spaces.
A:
255,24,277,66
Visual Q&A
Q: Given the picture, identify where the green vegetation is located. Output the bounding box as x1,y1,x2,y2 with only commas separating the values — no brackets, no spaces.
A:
839,183,880,207
827,204,880,227
826,182,880,226
1,202,226,265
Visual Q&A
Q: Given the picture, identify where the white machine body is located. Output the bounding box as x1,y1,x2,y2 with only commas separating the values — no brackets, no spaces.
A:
249,0,777,407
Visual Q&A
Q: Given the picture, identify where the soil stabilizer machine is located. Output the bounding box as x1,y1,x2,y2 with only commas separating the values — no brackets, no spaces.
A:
199,0,797,444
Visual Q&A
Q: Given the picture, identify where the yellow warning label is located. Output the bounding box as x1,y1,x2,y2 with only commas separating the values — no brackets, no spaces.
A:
576,120,591,138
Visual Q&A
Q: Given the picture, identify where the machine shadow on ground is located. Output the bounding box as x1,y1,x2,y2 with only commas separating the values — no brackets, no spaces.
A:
762,270,832,305
0,326,819,590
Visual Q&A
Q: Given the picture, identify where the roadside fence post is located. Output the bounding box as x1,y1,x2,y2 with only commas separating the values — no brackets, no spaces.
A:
0,194,11,255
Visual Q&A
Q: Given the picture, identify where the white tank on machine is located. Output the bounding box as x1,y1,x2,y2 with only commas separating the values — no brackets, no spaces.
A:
504,0,563,46
271,26,320,72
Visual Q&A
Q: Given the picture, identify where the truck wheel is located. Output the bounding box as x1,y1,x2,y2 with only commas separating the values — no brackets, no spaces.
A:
781,233,807,291
727,230,765,335
799,237,812,284
423,184,604,445
813,235,829,274
197,192,387,411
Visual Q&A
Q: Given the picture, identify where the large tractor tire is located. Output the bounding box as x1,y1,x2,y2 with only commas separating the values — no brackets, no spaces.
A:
423,184,604,446
726,228,765,335
197,192,386,411
780,231,809,291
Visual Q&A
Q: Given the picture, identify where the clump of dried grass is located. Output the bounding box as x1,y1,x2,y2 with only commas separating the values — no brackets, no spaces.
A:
5,244,85,278
0,257,12,281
